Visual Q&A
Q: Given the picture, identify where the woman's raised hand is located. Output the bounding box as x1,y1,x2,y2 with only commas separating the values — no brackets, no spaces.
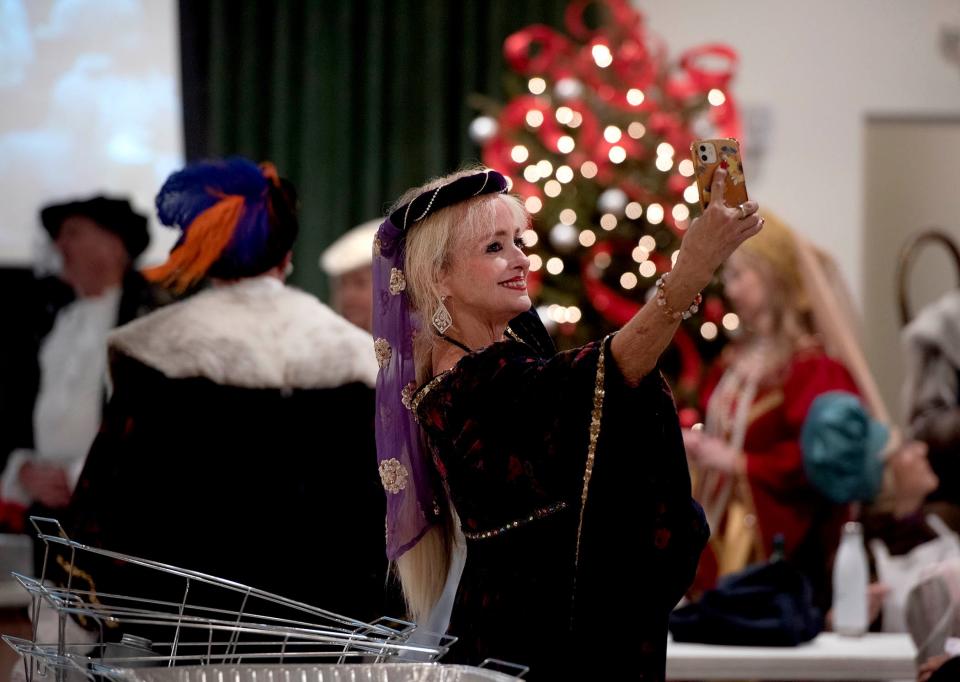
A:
674,168,763,290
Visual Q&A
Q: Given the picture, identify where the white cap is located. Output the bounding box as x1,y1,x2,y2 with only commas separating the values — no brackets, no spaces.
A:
319,219,381,277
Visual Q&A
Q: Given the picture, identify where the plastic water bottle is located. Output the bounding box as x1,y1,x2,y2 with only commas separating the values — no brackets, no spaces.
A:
833,521,869,636
103,634,160,666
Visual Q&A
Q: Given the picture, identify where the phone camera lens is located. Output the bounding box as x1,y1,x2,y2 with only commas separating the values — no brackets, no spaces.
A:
699,145,706,151
700,155,707,161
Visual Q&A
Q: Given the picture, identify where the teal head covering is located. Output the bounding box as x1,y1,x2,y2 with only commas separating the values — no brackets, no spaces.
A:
801,391,889,503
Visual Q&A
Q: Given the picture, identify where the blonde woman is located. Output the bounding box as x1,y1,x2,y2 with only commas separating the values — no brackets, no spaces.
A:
373,166,761,677
683,214,865,610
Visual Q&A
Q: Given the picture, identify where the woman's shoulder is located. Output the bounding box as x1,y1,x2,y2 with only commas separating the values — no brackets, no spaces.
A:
412,336,611,430
412,339,534,419
109,281,378,390
780,342,859,416
787,341,852,379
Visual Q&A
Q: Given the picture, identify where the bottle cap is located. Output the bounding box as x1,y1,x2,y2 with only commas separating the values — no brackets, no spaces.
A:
119,634,153,650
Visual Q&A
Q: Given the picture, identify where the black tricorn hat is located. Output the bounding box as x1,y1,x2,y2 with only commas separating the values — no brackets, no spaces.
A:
40,195,149,258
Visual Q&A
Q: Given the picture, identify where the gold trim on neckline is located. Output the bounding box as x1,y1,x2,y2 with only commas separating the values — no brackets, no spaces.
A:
409,371,450,418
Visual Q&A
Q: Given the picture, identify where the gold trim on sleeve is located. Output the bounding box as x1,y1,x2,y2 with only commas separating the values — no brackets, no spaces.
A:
575,336,611,569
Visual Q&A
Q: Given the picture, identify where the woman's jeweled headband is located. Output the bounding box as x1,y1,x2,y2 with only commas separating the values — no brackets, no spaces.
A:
387,169,509,232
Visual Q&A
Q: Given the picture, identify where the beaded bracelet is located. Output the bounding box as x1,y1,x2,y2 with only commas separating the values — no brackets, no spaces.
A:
655,271,702,321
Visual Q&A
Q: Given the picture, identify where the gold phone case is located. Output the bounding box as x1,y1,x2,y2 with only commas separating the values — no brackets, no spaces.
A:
691,138,748,210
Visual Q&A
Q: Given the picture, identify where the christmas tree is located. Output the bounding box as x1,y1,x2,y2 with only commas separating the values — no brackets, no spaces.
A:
469,0,743,412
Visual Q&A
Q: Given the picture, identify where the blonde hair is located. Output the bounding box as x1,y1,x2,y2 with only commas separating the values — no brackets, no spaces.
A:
390,167,527,623
732,212,817,377
734,212,889,425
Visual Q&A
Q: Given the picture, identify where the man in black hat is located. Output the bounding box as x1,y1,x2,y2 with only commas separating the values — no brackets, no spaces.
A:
41,196,150,300
0,195,168,532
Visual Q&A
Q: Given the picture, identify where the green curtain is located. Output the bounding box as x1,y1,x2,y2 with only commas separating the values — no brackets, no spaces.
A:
179,0,566,299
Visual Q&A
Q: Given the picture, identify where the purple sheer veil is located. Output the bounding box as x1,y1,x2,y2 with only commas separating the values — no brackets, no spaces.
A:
373,169,508,561
373,218,434,560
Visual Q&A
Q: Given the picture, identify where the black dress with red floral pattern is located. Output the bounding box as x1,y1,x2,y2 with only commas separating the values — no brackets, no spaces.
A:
414,335,709,680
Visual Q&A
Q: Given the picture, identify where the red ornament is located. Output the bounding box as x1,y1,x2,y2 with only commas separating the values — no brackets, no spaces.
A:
703,295,725,324
504,25,572,76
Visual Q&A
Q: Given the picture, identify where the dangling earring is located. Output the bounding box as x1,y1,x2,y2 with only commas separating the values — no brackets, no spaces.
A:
432,295,453,334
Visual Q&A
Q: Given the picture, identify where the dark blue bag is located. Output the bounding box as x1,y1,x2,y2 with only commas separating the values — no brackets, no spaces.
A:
669,560,823,646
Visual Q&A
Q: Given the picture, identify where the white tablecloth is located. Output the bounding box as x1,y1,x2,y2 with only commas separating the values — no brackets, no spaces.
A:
666,632,916,680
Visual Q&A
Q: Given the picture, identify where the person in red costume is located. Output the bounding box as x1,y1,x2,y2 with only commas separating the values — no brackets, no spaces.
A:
684,212,872,610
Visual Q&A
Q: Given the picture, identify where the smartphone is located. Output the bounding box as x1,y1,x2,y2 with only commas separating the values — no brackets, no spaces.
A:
690,138,748,211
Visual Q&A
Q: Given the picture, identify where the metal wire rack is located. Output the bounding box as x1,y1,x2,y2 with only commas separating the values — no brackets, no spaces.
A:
2,518,527,682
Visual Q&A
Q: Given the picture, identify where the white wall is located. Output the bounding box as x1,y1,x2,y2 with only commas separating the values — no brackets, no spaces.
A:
640,0,960,305
0,0,183,267
863,119,960,422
